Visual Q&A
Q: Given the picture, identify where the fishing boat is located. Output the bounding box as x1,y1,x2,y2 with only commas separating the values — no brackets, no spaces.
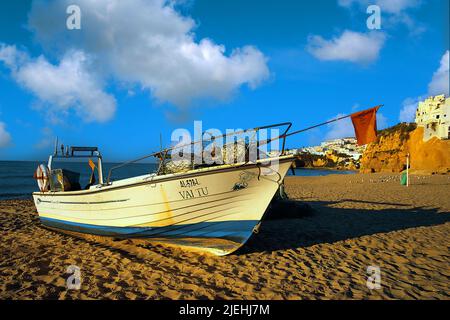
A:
32,123,295,255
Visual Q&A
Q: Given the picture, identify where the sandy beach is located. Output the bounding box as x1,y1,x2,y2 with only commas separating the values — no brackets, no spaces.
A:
1,173,449,300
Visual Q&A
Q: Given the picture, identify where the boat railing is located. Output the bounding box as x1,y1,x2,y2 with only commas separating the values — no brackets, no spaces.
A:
105,122,293,184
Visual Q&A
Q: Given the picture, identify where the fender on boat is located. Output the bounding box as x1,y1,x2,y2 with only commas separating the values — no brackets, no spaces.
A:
34,164,50,192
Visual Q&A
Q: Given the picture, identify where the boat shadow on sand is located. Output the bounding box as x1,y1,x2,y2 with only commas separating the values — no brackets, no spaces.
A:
237,199,450,255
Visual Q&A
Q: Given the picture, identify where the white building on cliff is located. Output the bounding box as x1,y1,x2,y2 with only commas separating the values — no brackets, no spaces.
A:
415,95,450,141
297,137,365,160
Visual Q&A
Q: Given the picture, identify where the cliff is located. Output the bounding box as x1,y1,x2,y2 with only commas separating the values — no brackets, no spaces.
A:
360,123,450,174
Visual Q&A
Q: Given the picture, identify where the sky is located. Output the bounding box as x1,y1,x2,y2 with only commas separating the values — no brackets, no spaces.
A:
0,0,448,161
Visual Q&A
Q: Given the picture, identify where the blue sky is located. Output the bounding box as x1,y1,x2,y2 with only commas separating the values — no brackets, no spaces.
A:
0,0,448,161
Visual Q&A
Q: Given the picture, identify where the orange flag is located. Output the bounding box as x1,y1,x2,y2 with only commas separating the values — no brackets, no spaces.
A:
88,159,96,171
351,106,380,145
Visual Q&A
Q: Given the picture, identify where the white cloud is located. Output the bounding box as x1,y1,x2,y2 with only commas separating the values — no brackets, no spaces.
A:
0,45,28,70
34,127,55,149
338,0,425,35
0,45,116,123
338,0,421,14
27,0,269,108
326,110,388,140
326,114,355,140
399,97,420,122
307,30,386,64
399,50,449,122
0,122,12,148
375,0,421,13
377,112,389,129
428,50,449,96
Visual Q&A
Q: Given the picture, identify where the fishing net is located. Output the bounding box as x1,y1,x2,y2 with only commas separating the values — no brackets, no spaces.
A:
161,141,257,174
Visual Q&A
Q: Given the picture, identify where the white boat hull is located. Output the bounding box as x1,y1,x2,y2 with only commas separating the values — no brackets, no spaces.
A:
33,157,294,255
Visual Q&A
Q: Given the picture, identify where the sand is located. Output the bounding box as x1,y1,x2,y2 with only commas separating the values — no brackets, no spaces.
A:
1,173,449,300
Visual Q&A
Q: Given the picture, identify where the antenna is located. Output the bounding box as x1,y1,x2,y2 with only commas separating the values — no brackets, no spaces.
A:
54,137,58,155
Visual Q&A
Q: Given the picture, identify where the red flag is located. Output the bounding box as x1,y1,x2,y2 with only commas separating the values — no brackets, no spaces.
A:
351,106,380,145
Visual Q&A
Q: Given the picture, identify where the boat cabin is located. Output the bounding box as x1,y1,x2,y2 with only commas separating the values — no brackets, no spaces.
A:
46,146,104,192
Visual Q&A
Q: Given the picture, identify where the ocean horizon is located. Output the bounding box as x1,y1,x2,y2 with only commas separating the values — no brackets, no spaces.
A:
0,160,355,200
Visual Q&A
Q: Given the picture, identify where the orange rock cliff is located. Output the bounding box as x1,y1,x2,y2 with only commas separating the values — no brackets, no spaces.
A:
360,123,450,174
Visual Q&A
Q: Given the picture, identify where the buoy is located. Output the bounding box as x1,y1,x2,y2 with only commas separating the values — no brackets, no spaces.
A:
33,164,50,192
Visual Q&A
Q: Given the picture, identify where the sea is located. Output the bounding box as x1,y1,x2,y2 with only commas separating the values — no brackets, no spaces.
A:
0,160,354,200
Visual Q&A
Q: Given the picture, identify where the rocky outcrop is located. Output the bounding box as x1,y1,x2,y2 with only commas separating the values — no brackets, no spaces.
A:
408,127,450,173
295,151,359,170
360,123,450,174
312,158,327,167
294,153,334,168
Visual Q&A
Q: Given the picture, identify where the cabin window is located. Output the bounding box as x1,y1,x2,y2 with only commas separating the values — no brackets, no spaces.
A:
51,160,94,190
49,168,81,192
